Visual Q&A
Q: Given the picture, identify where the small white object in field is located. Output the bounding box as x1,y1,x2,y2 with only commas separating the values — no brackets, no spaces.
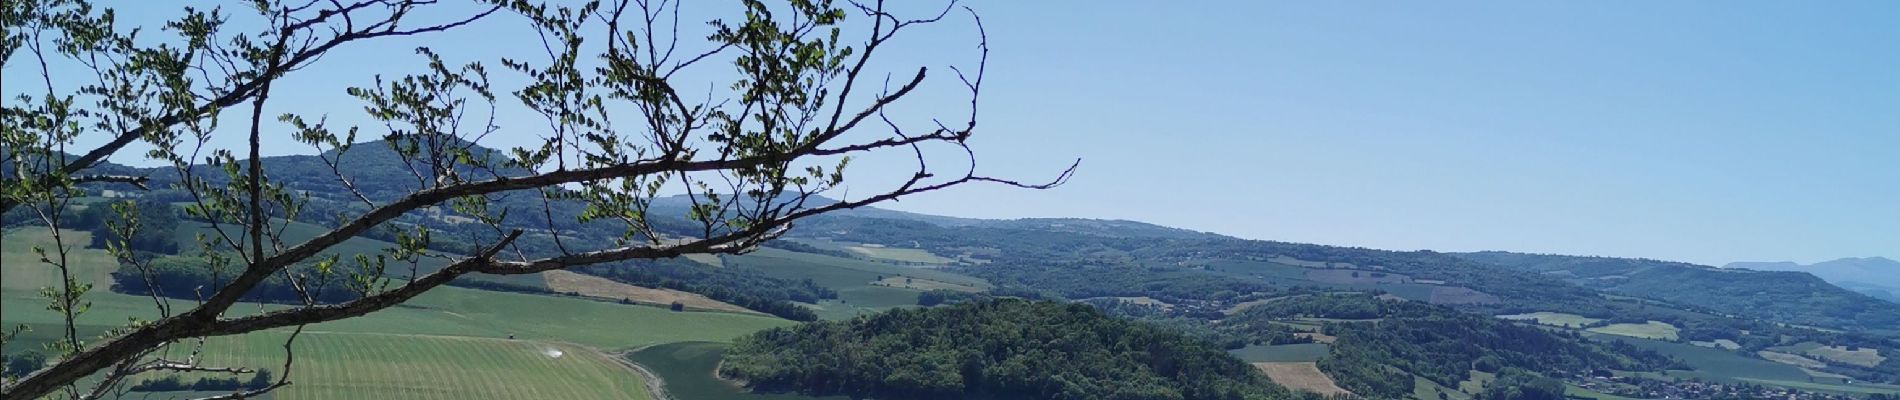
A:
543,347,565,359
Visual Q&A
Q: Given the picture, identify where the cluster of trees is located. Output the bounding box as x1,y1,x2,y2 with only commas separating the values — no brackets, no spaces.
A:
112,255,361,304
916,289,993,307
2,352,46,380
571,259,832,321
127,370,272,392
1,207,35,228
67,198,181,255
721,299,1314,400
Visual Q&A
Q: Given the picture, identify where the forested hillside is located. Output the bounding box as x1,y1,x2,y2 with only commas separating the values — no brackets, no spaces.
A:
720,299,1311,400
791,215,1626,317
1458,252,1900,332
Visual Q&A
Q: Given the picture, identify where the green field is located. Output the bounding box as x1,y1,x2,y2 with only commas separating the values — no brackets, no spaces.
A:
1229,343,1330,363
3,227,795,398
1200,259,1318,281
173,220,547,289
788,239,954,265
1,279,792,352
1594,334,1810,383
1496,312,1603,328
1592,334,1900,395
1411,375,1471,400
2,228,118,293
1735,378,1900,396
1456,370,1495,394
1376,284,1439,302
625,342,843,400
726,247,988,319
1564,384,1644,400
148,332,651,400
1772,341,1888,367
1586,321,1680,340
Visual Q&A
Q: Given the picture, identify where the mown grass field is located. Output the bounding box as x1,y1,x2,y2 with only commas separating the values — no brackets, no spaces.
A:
4,281,793,350
2,228,117,292
172,220,548,289
1497,312,1603,328
1411,375,1471,400
1585,321,1680,340
1564,385,1644,400
1198,259,1312,281
1252,362,1350,397
625,342,844,400
787,239,954,265
542,270,759,314
3,226,795,398
1229,343,1329,363
1774,341,1887,367
726,247,989,319
1733,378,1900,396
1758,350,1828,369
150,332,651,400
1457,370,1495,394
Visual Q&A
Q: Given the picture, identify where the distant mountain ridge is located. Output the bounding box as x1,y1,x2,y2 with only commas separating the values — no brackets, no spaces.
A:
1456,251,1900,331
1728,257,1900,303
68,138,1900,334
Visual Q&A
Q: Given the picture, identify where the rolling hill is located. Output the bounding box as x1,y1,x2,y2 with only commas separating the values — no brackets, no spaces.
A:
1457,252,1900,333
19,138,1900,399
1728,258,1900,303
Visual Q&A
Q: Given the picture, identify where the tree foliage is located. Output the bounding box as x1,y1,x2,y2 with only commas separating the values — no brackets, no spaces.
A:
0,0,1066,397
721,299,1304,400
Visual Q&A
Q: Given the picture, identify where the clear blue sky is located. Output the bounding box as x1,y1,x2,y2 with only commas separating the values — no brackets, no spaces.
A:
881,1,1900,266
14,1,1897,266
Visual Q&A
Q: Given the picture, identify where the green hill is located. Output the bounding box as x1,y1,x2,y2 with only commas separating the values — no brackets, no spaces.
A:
1458,251,1900,333
721,299,1304,400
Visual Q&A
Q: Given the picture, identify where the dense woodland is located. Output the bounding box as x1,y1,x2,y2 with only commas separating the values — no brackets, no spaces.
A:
111,255,363,304
721,300,1315,400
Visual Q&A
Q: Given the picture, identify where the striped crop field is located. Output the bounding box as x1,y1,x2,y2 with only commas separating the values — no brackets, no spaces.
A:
144,331,651,400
